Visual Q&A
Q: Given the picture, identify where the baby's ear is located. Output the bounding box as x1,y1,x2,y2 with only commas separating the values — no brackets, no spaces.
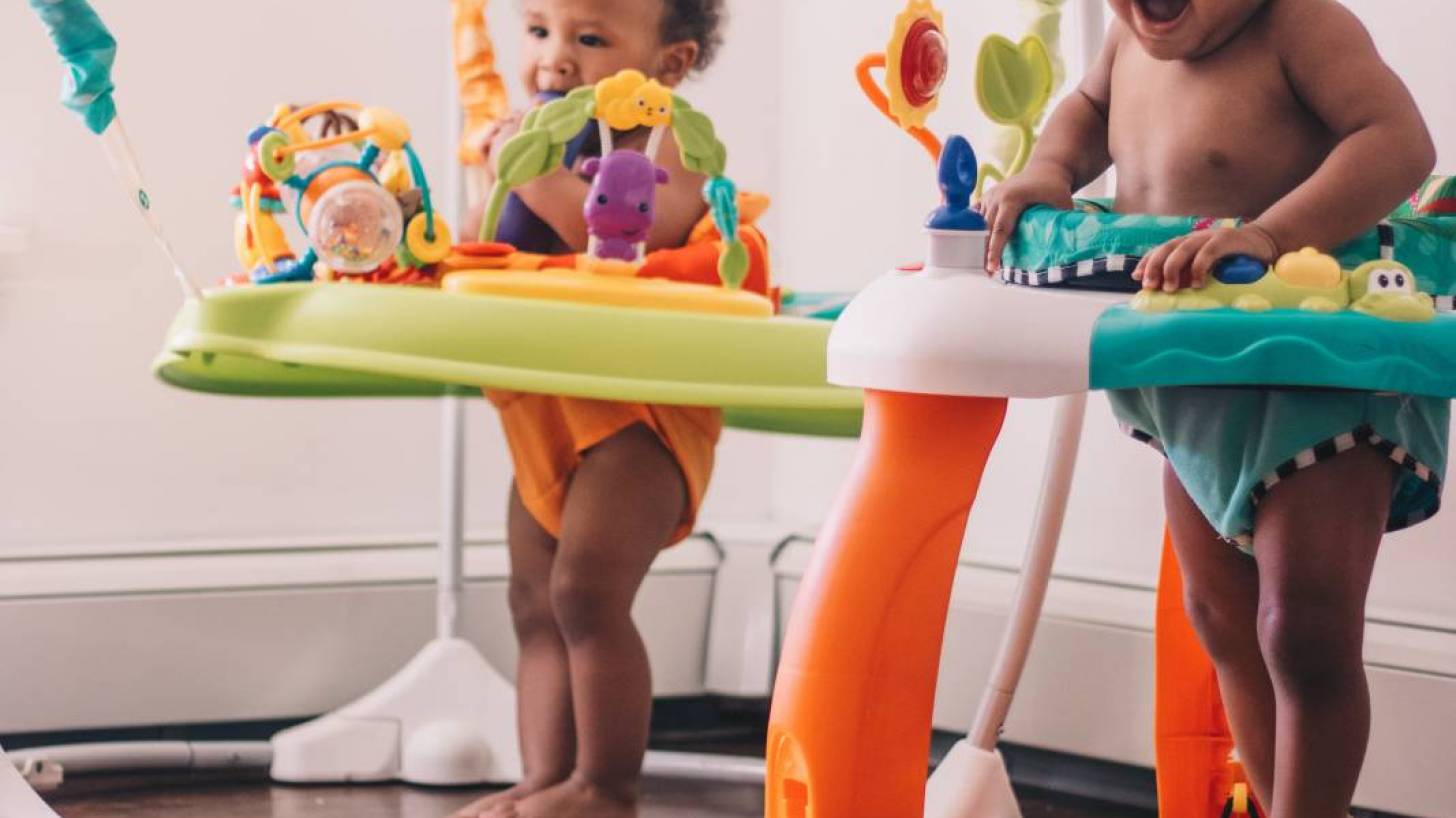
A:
582,157,602,178
655,167,670,185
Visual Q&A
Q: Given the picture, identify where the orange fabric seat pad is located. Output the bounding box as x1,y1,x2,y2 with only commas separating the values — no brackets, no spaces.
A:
488,390,721,546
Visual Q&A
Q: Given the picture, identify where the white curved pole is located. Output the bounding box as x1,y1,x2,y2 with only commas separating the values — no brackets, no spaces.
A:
967,392,1087,750
925,6,1107,815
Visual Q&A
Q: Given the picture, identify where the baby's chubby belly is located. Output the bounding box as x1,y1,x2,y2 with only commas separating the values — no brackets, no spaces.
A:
1107,44,1332,218
1111,133,1326,218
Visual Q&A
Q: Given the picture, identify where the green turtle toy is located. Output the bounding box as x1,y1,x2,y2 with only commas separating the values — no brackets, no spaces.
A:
1132,247,1435,322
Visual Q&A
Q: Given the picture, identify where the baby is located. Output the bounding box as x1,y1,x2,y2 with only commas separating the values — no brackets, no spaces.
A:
980,1,1440,816
452,1,724,817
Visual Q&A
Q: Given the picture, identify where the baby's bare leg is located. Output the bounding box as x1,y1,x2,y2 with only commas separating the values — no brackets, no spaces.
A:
451,487,575,818
1164,464,1276,808
508,423,687,818
1253,446,1395,818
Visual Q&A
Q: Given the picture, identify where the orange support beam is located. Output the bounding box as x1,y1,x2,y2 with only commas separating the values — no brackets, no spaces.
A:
1155,525,1259,817
766,390,1008,818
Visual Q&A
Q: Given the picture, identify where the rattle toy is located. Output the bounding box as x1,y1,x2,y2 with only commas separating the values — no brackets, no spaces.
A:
236,103,452,285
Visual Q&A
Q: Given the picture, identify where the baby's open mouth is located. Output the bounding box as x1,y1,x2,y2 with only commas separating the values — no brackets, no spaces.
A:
1135,0,1190,24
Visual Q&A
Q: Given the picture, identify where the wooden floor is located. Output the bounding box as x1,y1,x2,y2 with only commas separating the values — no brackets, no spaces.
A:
45,772,1147,818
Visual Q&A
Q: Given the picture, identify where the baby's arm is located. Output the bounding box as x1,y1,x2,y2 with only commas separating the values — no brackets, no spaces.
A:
644,130,710,252
1256,0,1435,252
979,23,1122,271
1141,0,1436,290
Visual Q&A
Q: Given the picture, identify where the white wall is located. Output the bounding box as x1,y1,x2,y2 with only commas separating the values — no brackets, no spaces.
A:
768,0,1456,627
0,0,781,559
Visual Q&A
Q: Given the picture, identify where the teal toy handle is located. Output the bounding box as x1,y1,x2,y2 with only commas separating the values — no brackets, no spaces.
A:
29,0,117,134
31,0,202,298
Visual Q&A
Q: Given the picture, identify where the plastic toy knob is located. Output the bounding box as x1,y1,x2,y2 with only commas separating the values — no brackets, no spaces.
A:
362,107,412,151
257,131,296,182
406,213,454,265
901,18,948,107
1213,254,1267,285
1231,783,1250,815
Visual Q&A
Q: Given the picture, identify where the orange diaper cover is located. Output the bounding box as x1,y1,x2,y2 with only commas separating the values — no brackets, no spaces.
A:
487,390,722,546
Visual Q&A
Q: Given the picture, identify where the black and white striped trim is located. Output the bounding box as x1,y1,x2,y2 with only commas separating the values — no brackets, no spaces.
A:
1001,254,1138,287
1123,422,1442,549
1377,221,1396,260
1119,423,1164,454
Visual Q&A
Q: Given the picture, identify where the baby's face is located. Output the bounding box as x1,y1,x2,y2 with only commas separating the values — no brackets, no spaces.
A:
1108,0,1268,60
519,0,670,97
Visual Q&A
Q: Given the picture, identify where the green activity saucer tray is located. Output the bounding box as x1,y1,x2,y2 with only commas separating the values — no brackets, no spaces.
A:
155,283,863,438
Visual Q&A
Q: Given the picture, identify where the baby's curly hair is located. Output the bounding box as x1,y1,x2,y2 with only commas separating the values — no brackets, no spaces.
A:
661,0,725,72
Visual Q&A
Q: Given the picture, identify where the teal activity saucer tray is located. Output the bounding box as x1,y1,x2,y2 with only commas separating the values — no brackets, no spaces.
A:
1092,305,1456,396
155,284,864,438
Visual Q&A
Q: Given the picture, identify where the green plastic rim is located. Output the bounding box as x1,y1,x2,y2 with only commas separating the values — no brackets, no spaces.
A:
257,131,296,182
155,284,862,438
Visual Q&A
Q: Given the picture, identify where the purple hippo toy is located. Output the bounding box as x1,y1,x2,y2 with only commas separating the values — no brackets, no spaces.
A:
582,150,669,262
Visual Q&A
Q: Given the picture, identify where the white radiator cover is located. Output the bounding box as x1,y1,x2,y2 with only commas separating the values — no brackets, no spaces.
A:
774,542,1456,818
0,536,720,735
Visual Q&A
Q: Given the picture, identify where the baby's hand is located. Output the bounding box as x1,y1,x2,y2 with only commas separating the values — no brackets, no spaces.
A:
474,111,526,185
1134,225,1279,292
976,166,1075,273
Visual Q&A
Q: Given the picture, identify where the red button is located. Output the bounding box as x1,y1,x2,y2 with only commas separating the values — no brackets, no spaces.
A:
901,19,948,108
897,261,925,273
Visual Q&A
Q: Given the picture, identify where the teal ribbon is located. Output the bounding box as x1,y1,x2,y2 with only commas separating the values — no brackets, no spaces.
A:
30,0,118,134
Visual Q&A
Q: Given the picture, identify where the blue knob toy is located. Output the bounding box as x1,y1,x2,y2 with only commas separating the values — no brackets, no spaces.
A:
1213,254,1268,285
926,135,988,231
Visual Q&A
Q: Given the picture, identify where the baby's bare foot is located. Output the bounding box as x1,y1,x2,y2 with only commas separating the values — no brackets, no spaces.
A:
447,778,559,818
501,775,637,818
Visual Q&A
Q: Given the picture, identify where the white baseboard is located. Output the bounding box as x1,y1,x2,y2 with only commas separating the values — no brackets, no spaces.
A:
774,542,1456,818
0,537,721,735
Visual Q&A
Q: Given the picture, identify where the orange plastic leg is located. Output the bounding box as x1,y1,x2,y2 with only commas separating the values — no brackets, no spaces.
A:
765,390,1008,818
1155,524,1256,817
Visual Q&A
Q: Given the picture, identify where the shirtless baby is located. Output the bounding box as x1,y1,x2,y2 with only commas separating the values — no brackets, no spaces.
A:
979,2,1439,816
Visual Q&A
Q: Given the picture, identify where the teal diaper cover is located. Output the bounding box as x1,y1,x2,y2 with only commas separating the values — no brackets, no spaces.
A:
1109,387,1448,551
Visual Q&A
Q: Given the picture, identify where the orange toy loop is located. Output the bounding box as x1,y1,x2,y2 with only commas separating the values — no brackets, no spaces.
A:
856,53,942,161
273,100,365,131
274,128,379,159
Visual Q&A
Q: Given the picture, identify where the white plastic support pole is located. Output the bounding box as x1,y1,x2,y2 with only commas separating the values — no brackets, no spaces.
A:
599,119,615,155
924,392,1086,818
441,64,469,643
439,395,467,641
0,743,62,818
969,392,1087,750
645,125,667,166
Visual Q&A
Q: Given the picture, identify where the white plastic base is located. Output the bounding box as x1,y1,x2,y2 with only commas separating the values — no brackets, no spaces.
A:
270,637,522,786
829,225,1130,399
0,744,62,818
829,267,1126,398
923,741,1023,818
